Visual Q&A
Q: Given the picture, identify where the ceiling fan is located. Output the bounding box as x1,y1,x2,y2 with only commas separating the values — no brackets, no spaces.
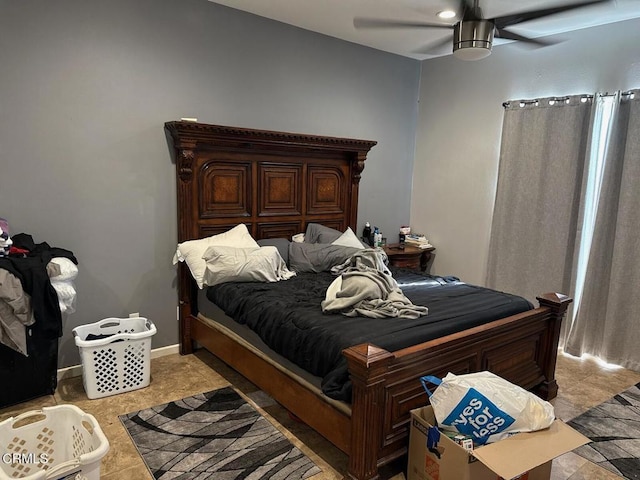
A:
353,0,610,60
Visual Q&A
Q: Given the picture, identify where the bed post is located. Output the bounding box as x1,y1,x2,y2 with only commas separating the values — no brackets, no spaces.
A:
349,152,367,231
172,135,198,355
535,292,573,400
343,343,394,480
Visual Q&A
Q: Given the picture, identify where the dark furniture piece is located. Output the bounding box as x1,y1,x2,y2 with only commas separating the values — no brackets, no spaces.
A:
0,321,58,408
166,120,571,480
384,243,435,271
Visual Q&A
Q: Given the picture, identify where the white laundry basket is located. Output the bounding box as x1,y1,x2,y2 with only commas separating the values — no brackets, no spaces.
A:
0,405,109,480
72,317,156,399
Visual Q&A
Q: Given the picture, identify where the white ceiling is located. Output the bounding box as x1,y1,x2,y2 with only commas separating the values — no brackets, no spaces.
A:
209,0,640,59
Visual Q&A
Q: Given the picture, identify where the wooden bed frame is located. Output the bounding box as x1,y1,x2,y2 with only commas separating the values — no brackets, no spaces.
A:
165,120,571,480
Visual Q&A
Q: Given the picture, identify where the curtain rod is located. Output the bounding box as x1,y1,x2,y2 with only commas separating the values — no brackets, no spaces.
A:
503,90,636,108
599,91,635,97
504,91,637,108
502,95,591,108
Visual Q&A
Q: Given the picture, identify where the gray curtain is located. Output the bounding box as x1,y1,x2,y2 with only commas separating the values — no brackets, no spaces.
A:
486,96,593,305
563,90,640,369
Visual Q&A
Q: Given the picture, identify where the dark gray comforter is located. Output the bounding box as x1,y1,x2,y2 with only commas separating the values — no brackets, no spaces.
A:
206,269,533,402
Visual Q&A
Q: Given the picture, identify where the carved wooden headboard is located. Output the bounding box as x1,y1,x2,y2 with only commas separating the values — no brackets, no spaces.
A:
165,121,376,349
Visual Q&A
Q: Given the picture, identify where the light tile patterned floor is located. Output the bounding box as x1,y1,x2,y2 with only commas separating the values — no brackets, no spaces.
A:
1,350,639,479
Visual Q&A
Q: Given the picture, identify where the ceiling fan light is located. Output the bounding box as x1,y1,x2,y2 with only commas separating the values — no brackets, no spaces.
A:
453,46,492,60
453,19,494,61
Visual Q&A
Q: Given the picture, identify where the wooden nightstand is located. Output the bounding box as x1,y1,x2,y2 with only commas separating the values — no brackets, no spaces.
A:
383,243,435,272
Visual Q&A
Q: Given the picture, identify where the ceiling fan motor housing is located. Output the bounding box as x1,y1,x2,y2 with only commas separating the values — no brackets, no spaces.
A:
453,19,494,60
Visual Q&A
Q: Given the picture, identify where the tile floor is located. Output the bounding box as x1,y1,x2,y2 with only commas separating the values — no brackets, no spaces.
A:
1,350,640,479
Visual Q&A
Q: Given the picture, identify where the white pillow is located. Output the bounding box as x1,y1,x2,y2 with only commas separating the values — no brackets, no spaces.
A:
202,245,295,286
173,224,259,288
331,227,367,249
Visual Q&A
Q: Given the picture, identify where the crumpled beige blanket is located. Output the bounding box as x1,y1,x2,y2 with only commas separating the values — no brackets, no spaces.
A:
321,249,428,319
0,268,34,355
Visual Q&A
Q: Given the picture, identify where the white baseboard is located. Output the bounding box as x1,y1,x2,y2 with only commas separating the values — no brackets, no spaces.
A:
57,364,83,381
57,344,180,382
150,343,181,359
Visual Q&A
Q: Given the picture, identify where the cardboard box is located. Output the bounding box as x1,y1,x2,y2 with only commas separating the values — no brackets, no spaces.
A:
408,406,589,480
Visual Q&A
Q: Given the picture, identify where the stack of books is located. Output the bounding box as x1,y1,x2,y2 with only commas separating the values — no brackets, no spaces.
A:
404,234,433,249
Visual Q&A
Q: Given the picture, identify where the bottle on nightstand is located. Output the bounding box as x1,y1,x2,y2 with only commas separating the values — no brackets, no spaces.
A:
374,227,382,247
363,222,371,246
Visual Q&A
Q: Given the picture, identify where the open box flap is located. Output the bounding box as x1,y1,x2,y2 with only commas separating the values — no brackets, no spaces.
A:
472,420,590,480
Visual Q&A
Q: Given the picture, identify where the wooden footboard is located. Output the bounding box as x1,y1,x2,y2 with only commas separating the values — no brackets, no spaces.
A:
181,292,570,480
342,293,571,480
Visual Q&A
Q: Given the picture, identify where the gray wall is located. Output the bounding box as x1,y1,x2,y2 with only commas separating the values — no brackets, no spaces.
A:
411,18,640,286
0,0,420,367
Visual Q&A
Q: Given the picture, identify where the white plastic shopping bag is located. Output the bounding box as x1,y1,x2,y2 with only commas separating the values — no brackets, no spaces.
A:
421,371,555,445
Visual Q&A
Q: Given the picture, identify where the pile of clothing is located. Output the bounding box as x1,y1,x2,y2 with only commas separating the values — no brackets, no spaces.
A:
0,228,77,356
321,249,429,319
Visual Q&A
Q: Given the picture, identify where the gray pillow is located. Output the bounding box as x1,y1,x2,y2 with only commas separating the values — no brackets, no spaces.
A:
305,223,342,244
257,238,290,265
289,242,362,273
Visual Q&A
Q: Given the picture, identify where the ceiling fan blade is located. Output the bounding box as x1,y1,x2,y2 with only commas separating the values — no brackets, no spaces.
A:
412,36,453,55
493,0,610,29
353,17,454,30
495,28,555,47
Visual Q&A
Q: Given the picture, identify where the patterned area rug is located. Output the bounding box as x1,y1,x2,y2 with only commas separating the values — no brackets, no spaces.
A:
120,387,321,480
567,382,640,479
